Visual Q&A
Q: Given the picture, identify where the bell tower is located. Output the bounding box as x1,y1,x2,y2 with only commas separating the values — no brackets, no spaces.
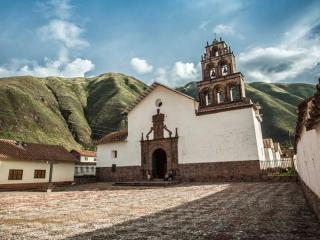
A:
197,37,253,115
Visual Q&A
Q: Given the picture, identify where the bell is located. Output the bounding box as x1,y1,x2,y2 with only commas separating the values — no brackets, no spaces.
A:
223,66,228,73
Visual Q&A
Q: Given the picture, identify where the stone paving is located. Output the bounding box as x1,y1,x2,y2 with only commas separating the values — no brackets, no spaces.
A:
0,182,319,239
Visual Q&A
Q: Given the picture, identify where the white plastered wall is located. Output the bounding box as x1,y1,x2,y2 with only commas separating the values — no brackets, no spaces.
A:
97,85,264,168
296,125,320,198
0,160,75,184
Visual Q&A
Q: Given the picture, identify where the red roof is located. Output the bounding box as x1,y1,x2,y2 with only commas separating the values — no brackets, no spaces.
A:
98,130,128,144
71,149,96,157
0,139,77,162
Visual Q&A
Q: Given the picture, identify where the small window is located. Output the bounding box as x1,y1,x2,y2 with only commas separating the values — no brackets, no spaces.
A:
8,169,23,180
112,150,118,158
94,158,96,161
112,164,117,172
155,99,163,108
84,157,88,161
217,89,225,103
34,170,46,179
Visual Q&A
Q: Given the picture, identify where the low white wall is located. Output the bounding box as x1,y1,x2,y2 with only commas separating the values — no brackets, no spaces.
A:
75,165,96,176
0,160,75,184
264,148,274,161
80,156,96,163
296,126,320,198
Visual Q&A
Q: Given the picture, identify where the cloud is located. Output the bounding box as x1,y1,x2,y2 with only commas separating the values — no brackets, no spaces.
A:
213,24,244,39
38,19,89,49
0,0,95,78
36,0,73,20
214,24,235,35
238,12,320,83
172,62,198,80
130,57,154,74
153,62,200,87
0,51,94,78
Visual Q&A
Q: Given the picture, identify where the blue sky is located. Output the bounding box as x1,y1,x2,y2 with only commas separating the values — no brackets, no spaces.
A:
0,0,319,86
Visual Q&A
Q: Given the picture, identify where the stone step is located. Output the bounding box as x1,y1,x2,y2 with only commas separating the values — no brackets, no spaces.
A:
113,180,180,187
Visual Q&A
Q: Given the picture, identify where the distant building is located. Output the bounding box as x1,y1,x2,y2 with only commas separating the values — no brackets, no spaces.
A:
263,138,282,161
97,38,265,182
0,139,76,190
295,79,320,219
71,149,96,177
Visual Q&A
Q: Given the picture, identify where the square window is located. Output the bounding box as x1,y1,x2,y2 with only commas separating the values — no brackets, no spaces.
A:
112,150,117,158
8,169,23,180
34,170,46,179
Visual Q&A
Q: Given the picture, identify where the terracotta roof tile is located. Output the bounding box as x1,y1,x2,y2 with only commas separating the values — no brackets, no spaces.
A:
0,139,77,162
306,80,320,130
263,138,274,149
98,130,128,145
71,149,96,157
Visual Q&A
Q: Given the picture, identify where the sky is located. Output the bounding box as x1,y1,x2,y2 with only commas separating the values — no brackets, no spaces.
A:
0,0,319,86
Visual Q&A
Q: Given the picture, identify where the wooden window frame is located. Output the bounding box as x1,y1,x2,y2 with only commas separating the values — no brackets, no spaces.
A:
34,169,46,179
112,150,118,158
8,169,23,180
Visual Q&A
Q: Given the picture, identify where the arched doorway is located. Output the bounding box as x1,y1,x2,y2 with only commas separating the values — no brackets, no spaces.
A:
152,148,167,179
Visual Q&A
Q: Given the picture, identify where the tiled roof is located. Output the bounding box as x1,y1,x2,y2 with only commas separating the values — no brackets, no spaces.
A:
123,82,195,113
71,149,96,157
0,139,77,162
294,98,312,152
98,130,128,145
306,80,320,130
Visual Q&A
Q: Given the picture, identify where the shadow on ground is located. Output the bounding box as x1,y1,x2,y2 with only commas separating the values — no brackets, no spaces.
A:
67,182,320,240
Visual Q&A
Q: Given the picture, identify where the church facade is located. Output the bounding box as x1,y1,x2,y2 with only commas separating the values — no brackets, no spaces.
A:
97,39,265,181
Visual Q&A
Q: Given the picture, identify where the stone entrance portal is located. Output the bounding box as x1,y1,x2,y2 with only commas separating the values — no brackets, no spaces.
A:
141,109,179,179
152,149,167,178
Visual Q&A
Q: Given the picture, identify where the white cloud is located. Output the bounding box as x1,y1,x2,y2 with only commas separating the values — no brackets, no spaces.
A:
172,62,198,80
130,57,153,74
152,62,200,87
238,11,320,83
214,24,235,35
38,19,89,49
0,0,95,78
0,55,94,78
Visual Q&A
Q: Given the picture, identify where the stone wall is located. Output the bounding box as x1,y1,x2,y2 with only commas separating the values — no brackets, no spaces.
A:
178,160,260,182
0,181,73,191
299,176,320,221
97,160,261,182
97,166,143,182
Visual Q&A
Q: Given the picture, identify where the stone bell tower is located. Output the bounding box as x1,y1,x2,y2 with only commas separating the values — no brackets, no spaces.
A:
197,37,252,115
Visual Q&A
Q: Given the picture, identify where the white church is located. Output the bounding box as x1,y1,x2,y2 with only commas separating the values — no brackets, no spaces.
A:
97,39,265,181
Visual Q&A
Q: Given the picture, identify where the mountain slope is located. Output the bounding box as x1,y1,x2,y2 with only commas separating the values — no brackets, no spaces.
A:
0,73,146,149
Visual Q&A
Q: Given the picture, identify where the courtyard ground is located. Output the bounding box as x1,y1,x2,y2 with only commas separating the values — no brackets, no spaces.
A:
0,182,319,240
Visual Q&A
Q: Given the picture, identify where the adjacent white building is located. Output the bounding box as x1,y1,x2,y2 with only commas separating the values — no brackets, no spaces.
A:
71,149,97,177
295,81,320,219
97,39,265,181
0,139,76,190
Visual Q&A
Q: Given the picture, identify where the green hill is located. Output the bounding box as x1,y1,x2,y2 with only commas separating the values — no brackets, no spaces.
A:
0,74,315,149
0,73,146,150
177,81,315,146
